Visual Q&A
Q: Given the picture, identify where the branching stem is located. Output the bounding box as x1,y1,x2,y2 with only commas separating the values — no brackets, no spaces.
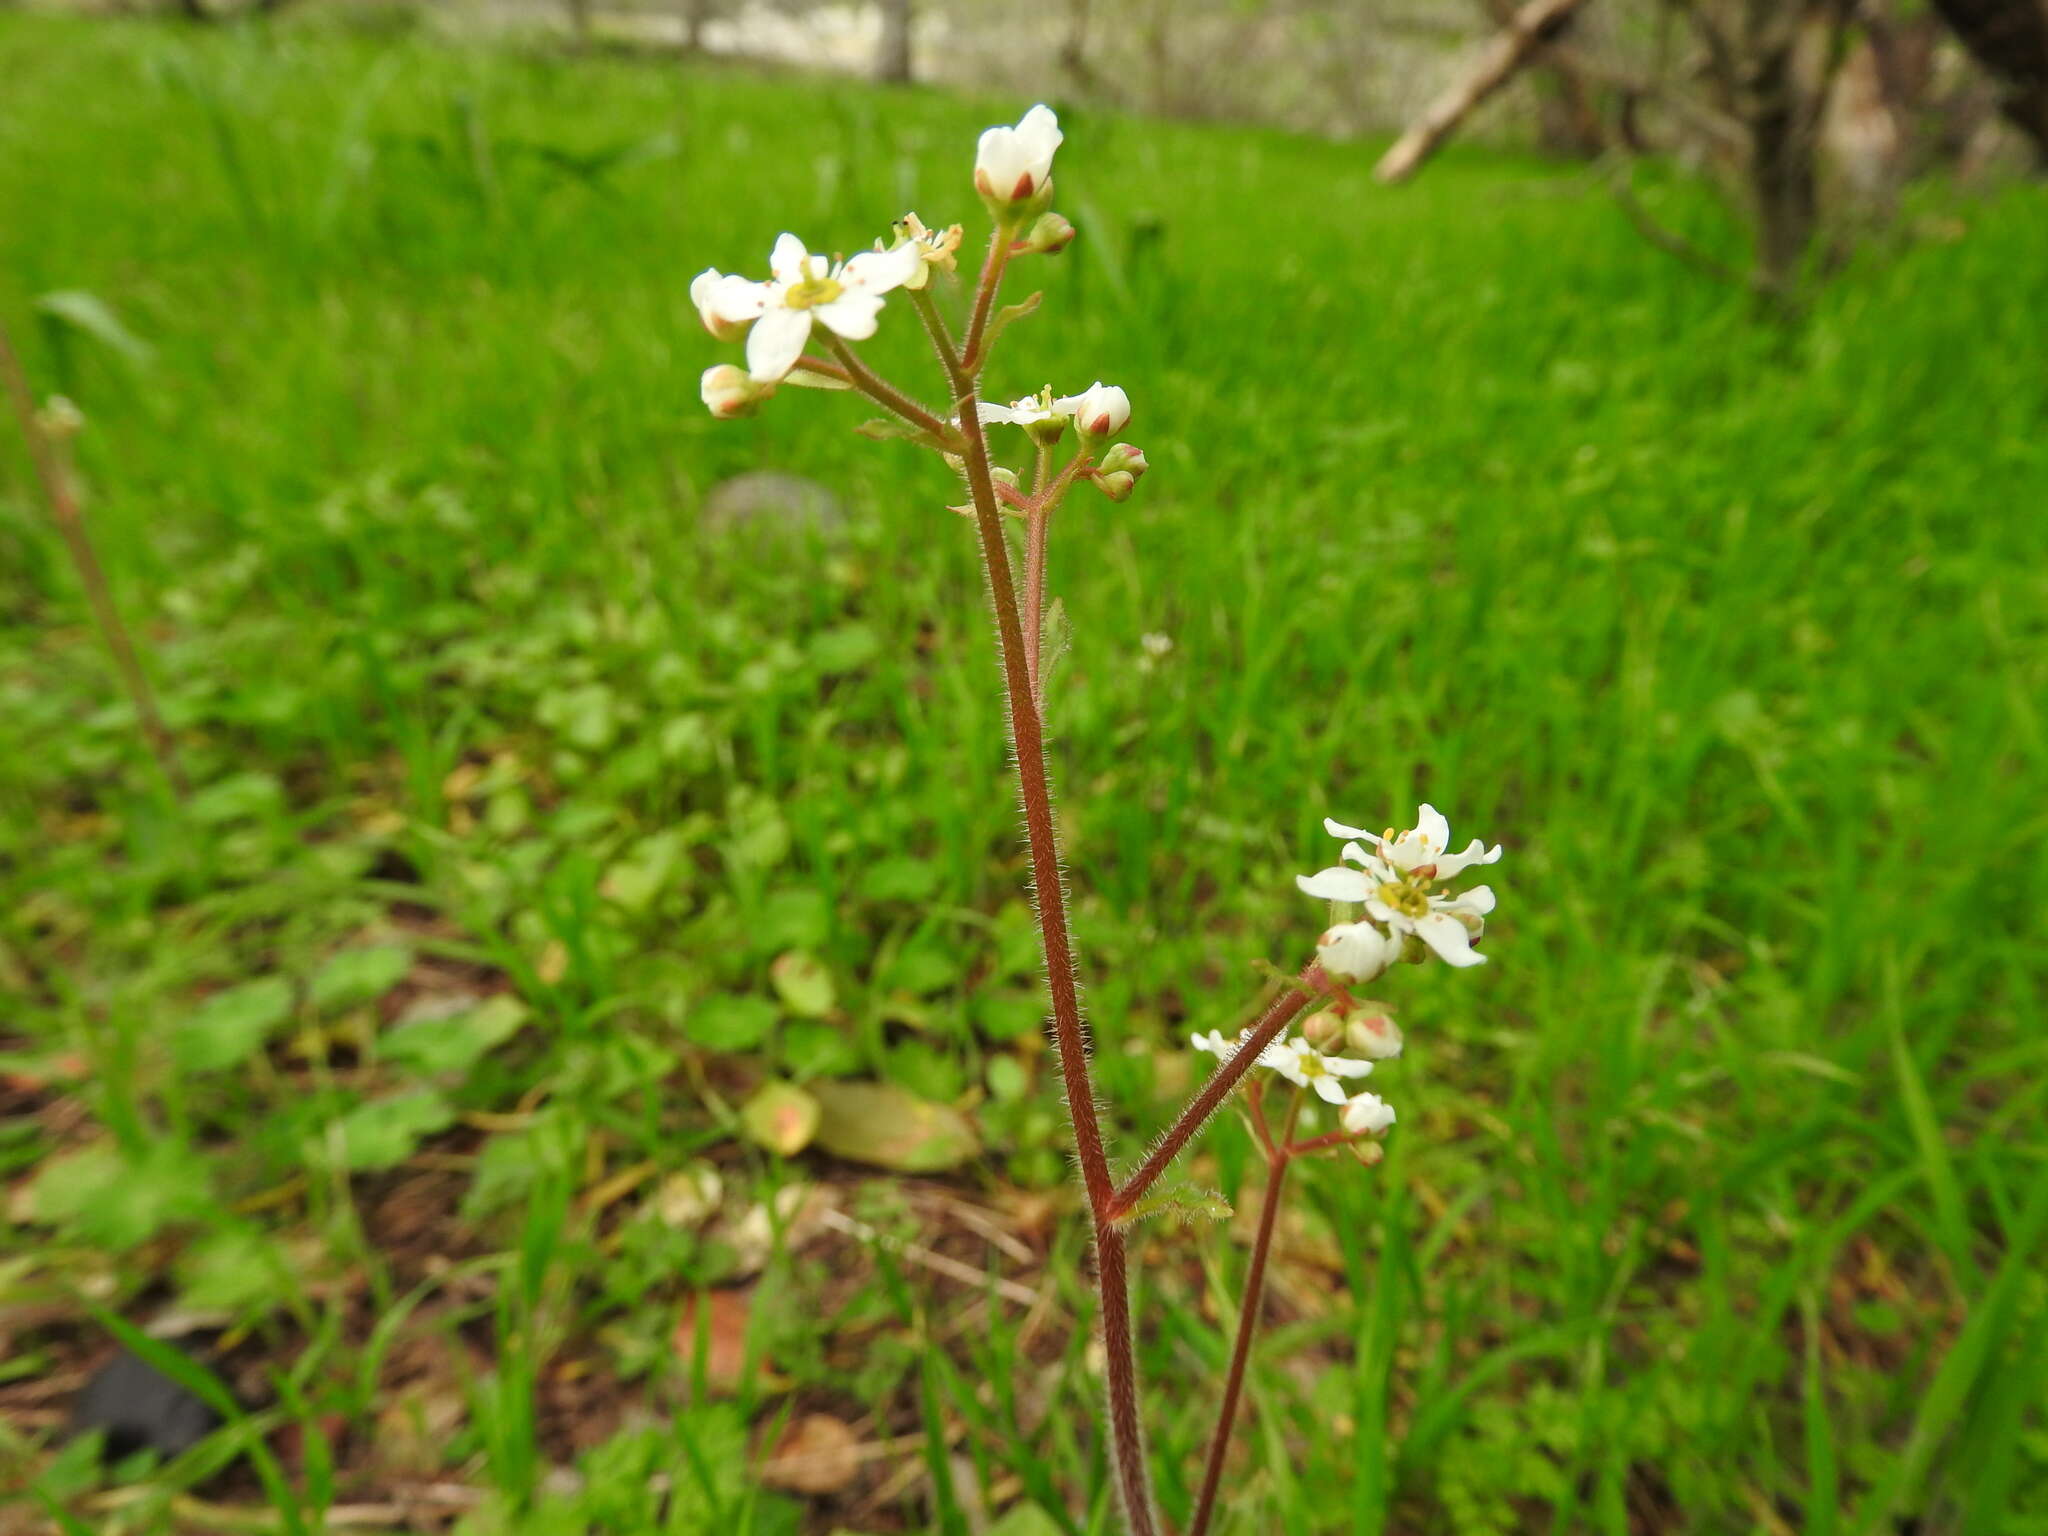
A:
1109,969,1324,1222
948,234,1159,1536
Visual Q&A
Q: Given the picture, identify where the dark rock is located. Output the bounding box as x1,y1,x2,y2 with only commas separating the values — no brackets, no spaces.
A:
70,1345,222,1462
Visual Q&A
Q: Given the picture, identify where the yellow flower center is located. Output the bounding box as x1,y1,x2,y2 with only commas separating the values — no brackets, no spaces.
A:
1379,881,1430,919
784,263,843,310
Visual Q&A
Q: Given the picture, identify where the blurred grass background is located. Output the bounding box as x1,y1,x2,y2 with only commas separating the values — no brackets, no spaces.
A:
2,9,2046,1534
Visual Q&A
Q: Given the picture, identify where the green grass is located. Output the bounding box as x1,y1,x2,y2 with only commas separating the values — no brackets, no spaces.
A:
3,10,2046,1534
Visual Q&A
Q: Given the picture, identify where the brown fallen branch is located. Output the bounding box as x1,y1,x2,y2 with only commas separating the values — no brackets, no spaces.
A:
1375,0,1596,183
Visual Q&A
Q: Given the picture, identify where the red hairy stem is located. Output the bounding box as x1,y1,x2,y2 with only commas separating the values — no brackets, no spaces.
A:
1187,1149,1291,1536
961,226,1014,370
950,234,1158,1535
825,336,956,443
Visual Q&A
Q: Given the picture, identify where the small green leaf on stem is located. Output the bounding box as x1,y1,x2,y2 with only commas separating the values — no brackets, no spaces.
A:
1037,597,1071,707
1118,1181,1234,1228
855,417,948,451
980,291,1043,356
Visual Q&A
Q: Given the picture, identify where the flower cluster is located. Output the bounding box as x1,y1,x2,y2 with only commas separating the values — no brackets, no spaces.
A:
1298,804,1500,974
1192,1023,1395,1138
689,105,1148,508
1187,807,1499,1150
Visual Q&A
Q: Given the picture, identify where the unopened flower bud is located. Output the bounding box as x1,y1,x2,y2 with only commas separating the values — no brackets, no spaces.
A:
1098,443,1147,479
975,104,1063,218
701,364,772,419
1095,470,1136,502
1064,381,1130,441
1340,1091,1396,1136
1014,211,1076,255
1301,1009,1346,1051
1344,1006,1404,1061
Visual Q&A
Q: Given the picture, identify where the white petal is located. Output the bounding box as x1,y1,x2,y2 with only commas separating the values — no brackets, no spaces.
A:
841,243,921,294
1416,912,1487,967
1324,817,1374,841
1316,921,1398,983
1445,884,1496,916
1435,839,1503,879
708,274,770,322
1297,867,1374,903
1016,103,1062,161
1325,1056,1375,1080
977,402,1022,425
769,233,812,285
1413,804,1451,851
1312,1076,1349,1105
745,305,811,382
814,290,885,341
975,126,1028,194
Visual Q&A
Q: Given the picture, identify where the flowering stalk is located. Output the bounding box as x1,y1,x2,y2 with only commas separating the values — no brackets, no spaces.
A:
689,104,1502,1533
1189,1141,1289,1536
0,321,187,800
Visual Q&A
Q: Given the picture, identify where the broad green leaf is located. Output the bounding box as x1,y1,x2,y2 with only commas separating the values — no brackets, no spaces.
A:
739,1082,820,1157
810,1081,978,1172
171,976,293,1073
27,1141,211,1249
176,1227,287,1314
686,994,777,1051
859,856,939,903
769,950,836,1018
326,1091,455,1171
783,1019,860,1078
537,682,619,751
757,887,831,949
382,995,528,1076
602,829,689,913
808,624,879,675
188,771,285,826
973,989,1044,1042
310,945,412,1014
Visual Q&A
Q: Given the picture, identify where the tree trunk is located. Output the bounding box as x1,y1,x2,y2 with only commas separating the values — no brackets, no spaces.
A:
1742,1,1844,305
876,0,913,83
1927,0,2048,161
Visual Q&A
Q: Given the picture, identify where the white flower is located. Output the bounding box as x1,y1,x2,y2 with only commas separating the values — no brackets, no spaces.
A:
975,104,1062,205
701,364,771,419
1340,1092,1396,1135
1262,1037,1374,1105
1189,1028,1240,1060
1314,919,1401,983
690,268,763,342
706,233,923,384
1062,381,1130,438
1325,805,1500,882
1299,805,1501,968
889,213,963,291
977,390,1068,428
